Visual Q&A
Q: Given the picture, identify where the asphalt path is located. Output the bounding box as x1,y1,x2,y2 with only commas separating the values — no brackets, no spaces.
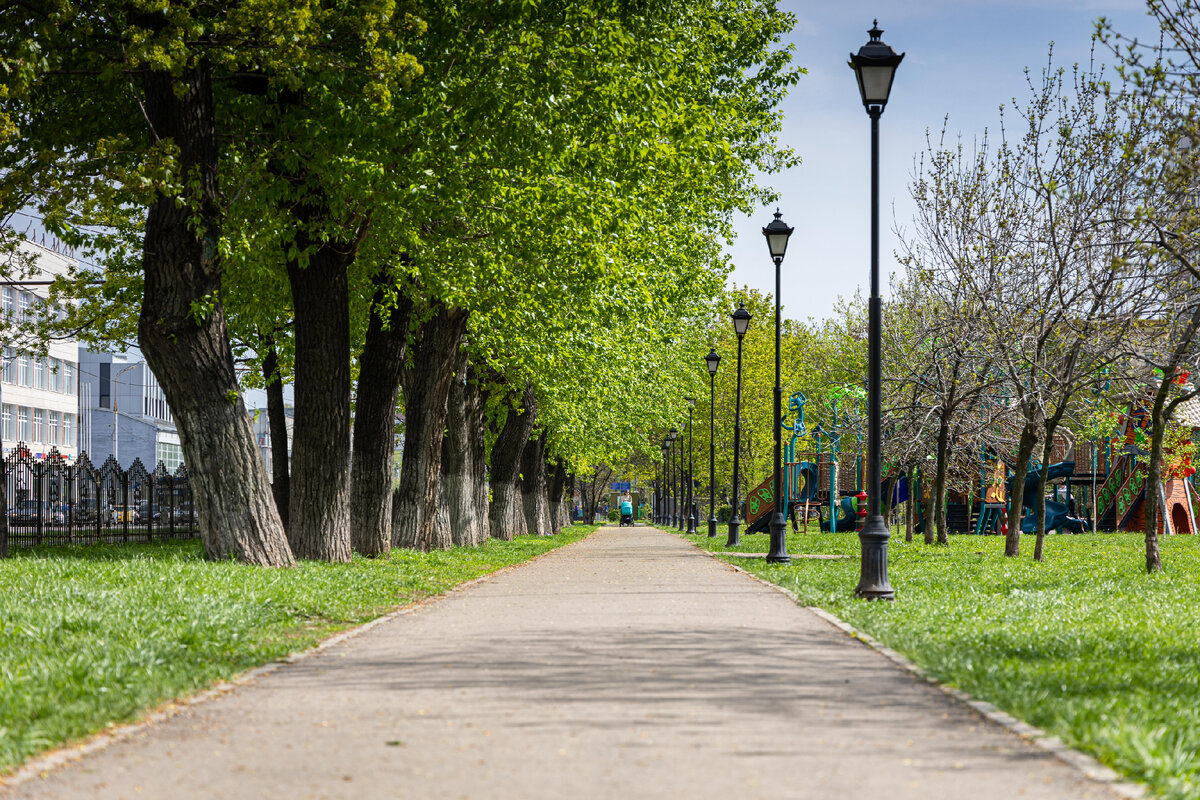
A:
4,525,1123,799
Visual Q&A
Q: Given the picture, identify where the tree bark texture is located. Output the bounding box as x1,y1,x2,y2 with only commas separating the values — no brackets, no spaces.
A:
549,458,567,533
521,429,552,536
137,63,292,567
262,344,291,536
904,465,915,542
489,384,537,541
1004,418,1040,558
286,229,357,562
392,305,468,551
350,272,412,557
442,349,489,547
1145,381,1172,573
932,417,951,545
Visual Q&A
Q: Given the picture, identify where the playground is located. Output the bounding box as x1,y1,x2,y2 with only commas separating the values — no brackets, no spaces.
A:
689,389,1200,542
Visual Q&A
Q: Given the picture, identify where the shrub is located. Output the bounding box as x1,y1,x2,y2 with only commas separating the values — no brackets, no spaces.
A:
607,508,620,522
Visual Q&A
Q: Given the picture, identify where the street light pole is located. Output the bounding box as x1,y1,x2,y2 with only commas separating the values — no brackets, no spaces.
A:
676,427,685,532
691,400,699,534
660,440,669,524
727,303,751,547
705,349,721,537
669,428,679,528
849,20,903,600
762,210,794,564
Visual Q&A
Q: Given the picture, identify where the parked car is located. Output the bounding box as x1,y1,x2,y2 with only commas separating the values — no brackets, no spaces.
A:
7,500,65,526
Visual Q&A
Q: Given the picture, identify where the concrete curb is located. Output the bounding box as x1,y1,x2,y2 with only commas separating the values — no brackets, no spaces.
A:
689,540,1147,800
0,526,599,792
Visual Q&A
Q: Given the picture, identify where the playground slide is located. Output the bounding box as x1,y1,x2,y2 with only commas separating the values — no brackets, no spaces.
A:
1007,461,1091,533
819,496,858,532
796,461,820,503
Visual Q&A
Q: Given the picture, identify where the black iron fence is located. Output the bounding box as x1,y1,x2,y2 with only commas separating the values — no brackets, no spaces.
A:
2,443,198,550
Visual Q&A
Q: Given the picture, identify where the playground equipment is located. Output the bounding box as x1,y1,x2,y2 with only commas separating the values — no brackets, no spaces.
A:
739,390,874,535
1004,461,1090,534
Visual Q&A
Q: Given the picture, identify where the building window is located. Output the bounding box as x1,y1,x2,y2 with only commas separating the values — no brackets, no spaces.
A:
156,441,184,472
48,411,60,446
62,413,74,449
18,407,31,441
1,404,13,441
32,409,46,443
49,358,62,393
34,357,47,390
2,348,13,384
98,362,110,408
64,362,75,395
2,287,15,316
19,291,33,322
19,354,32,387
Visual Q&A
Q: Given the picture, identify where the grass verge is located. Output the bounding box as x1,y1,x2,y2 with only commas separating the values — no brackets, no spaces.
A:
0,524,596,774
683,528,1200,800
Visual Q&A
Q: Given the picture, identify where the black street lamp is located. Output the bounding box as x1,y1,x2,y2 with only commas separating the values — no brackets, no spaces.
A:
705,348,721,537
662,438,672,525
669,427,679,528
727,302,751,547
675,426,685,532
849,20,902,600
691,398,700,534
762,209,794,564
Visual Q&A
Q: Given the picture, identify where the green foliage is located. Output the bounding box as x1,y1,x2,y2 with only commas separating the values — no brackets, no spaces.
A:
0,525,595,772
687,530,1200,800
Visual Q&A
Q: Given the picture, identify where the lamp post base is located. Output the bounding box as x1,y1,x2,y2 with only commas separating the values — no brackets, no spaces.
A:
687,507,698,535
726,519,741,548
855,514,895,600
766,511,791,563
708,516,718,538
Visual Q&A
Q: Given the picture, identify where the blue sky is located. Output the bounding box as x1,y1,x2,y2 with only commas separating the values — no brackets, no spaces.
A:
724,0,1160,322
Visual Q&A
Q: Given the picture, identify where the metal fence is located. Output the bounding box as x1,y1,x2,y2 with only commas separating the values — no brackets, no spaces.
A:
2,443,198,550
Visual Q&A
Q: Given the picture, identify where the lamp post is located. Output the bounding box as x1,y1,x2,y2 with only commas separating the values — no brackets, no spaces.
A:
686,397,697,534
726,302,751,547
705,348,720,537
675,426,685,532
849,20,902,600
762,209,794,564
669,427,679,527
660,440,669,524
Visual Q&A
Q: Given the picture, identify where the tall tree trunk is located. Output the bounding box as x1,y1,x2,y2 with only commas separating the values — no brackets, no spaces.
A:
521,429,551,536
1145,381,1172,574
933,416,951,545
471,370,491,544
489,384,537,540
442,349,488,547
1032,411,1066,562
1005,416,1040,558
137,64,292,566
392,305,468,551
904,465,914,542
262,343,290,536
286,229,357,562
349,271,412,557
549,458,567,533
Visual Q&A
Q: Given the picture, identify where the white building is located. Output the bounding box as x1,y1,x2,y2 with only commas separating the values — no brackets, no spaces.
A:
1,240,80,460
249,404,293,476
78,348,183,471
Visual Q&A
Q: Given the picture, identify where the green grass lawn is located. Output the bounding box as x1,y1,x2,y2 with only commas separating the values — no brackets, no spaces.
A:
0,525,596,774
683,528,1200,800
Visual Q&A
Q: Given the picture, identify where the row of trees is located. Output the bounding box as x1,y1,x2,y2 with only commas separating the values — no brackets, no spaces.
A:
0,1,801,565
631,3,1200,574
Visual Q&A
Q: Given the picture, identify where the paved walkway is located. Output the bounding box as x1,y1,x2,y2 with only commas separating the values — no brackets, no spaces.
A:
6,526,1120,799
